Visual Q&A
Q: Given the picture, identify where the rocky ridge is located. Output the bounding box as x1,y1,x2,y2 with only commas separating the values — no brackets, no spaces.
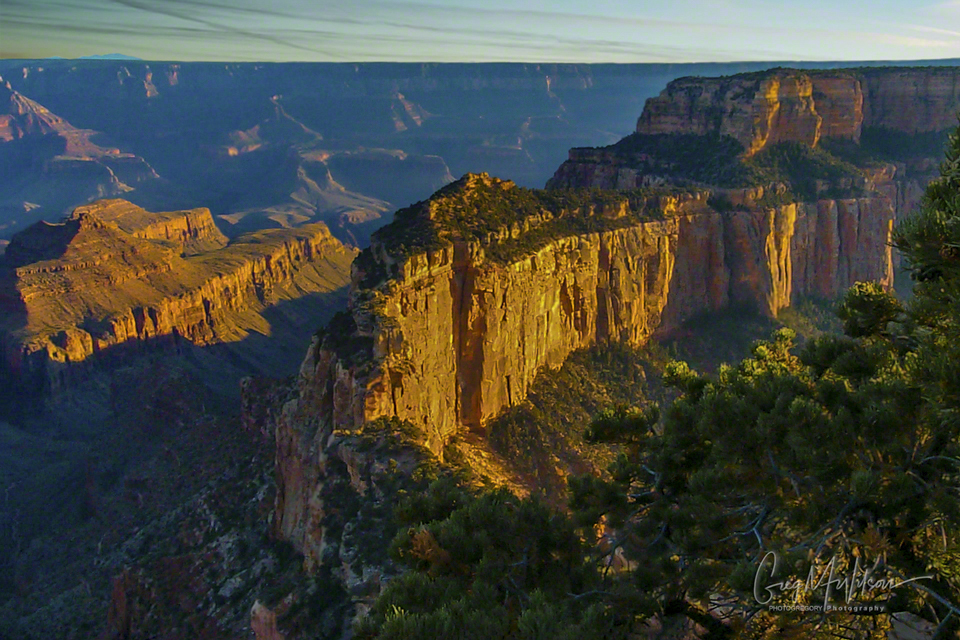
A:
269,173,894,570
0,200,357,395
634,67,960,156
550,67,953,272
71,199,228,255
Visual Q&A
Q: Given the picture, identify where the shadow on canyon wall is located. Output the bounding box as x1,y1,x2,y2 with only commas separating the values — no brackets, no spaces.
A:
0,286,347,613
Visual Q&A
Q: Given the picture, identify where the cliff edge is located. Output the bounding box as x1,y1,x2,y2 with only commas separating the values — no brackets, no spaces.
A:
272,173,893,567
550,67,950,268
0,200,357,395
635,67,960,156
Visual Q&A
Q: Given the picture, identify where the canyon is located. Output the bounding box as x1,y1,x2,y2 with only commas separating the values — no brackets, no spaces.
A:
0,199,356,397
0,199,357,639
266,66,956,599
0,78,160,238
2,60,955,247
273,172,894,568
5,62,960,639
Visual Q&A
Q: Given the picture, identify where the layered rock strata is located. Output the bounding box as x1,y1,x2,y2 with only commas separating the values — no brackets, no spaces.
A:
272,174,894,566
549,145,924,234
72,199,228,254
553,67,950,249
636,68,960,156
0,201,356,393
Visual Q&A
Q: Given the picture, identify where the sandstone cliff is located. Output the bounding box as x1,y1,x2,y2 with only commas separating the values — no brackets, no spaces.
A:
265,65,947,581
71,199,228,254
636,67,960,156
271,174,894,567
552,67,949,251
0,200,356,394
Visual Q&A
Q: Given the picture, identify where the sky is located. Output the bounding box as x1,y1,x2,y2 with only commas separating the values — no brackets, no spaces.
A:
4,0,960,63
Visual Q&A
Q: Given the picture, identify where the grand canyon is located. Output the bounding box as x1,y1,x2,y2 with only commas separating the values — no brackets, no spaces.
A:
2,58,960,639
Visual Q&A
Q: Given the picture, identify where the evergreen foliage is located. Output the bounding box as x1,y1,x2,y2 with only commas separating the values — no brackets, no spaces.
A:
609,133,756,187
354,478,628,640
358,114,960,640
595,134,868,200
860,127,953,164
747,141,866,200
487,342,652,498
570,122,960,637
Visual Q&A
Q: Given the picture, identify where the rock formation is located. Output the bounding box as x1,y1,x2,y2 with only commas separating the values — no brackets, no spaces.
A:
635,68,960,156
0,77,158,170
271,173,894,566
0,79,76,143
0,200,356,395
638,71,827,155
16,62,960,638
71,199,228,255
0,77,160,238
255,65,960,600
552,67,951,257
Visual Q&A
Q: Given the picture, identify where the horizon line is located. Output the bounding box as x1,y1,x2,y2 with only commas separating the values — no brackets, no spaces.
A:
4,56,960,65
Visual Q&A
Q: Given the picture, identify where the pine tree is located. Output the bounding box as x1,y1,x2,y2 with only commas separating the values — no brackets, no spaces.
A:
570,124,960,638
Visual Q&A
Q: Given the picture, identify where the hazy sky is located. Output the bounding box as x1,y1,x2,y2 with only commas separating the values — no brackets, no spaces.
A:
4,0,960,62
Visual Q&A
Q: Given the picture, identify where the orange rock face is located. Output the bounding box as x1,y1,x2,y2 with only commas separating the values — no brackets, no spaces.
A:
812,75,864,141
250,602,286,640
0,201,356,394
637,68,960,155
861,68,960,133
273,180,895,566
72,199,228,254
637,71,825,156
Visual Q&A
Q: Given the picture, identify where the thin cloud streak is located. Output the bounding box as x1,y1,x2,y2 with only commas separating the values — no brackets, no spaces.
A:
104,0,343,58
4,0,960,61
908,24,960,38
3,0,814,61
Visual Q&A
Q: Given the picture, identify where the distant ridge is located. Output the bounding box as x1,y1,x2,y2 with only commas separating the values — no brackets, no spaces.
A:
78,54,142,61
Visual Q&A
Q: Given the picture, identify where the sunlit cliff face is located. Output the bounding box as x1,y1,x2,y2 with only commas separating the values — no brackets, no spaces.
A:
0,200,356,395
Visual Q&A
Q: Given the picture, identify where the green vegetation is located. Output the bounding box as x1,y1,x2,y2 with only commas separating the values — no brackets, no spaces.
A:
609,133,756,187
821,127,953,170
354,477,627,640
862,127,952,164
775,296,844,341
566,126,960,636
595,133,869,201
360,122,960,638
480,197,665,265
659,299,842,376
571,324,930,637
748,141,866,200
326,417,446,569
358,174,699,284
486,342,655,498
